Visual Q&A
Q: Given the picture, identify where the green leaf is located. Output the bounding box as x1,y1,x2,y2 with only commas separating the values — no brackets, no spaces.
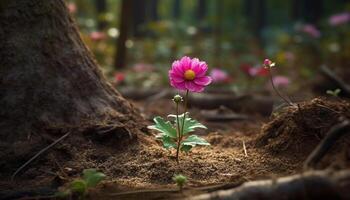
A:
148,116,177,138
168,113,207,135
83,169,106,188
54,191,71,198
180,144,193,152
70,179,87,194
181,135,210,152
161,135,177,149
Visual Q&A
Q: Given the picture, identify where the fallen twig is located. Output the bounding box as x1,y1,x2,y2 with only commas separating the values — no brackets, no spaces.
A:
242,140,248,157
11,131,72,180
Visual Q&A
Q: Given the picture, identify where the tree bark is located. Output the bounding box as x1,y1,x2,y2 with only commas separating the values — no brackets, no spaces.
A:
191,170,350,200
0,0,145,143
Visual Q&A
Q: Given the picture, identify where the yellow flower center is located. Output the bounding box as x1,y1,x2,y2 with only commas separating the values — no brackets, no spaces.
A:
184,69,196,80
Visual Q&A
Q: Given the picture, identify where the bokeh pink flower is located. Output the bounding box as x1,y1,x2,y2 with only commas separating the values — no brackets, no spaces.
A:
133,63,154,72
272,76,290,88
114,72,125,84
169,56,212,92
240,63,268,78
210,68,230,83
67,2,77,14
90,31,107,41
329,12,350,26
300,24,321,38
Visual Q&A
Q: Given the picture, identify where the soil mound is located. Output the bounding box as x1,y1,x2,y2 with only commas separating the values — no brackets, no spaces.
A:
256,98,350,168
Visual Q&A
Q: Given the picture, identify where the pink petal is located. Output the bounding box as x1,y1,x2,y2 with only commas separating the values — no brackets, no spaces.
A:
195,62,208,77
180,56,191,71
194,76,212,86
170,71,184,79
170,76,185,83
171,81,187,91
185,81,205,92
190,58,200,70
172,60,185,74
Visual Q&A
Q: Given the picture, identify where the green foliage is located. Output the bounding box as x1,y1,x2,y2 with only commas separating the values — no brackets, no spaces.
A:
55,169,106,199
83,169,107,187
173,174,187,190
148,114,209,153
168,113,207,135
148,116,177,138
326,88,341,97
181,135,210,152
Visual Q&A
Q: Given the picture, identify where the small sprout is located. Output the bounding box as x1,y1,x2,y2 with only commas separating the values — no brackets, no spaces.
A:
326,88,341,97
55,169,106,199
173,94,183,103
173,174,187,191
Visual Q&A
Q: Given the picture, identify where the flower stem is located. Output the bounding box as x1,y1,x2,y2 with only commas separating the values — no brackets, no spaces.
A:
175,90,189,164
175,101,181,164
268,68,293,106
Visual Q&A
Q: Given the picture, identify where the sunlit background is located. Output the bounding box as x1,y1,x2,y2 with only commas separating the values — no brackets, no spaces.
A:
67,0,350,96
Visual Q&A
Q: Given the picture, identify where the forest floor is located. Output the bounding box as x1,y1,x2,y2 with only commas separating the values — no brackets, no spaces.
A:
0,96,349,200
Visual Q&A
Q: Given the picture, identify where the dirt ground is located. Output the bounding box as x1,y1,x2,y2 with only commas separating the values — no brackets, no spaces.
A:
0,97,349,200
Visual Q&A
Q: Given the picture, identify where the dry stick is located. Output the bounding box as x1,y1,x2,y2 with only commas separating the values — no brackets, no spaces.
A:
11,131,72,180
242,140,248,157
303,120,350,170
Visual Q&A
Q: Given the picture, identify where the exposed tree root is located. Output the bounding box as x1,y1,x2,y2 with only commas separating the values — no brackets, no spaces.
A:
190,170,350,200
304,120,350,170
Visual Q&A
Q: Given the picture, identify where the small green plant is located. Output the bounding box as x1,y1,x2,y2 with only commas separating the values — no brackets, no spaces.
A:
148,56,211,163
173,174,187,191
55,169,106,199
326,88,341,97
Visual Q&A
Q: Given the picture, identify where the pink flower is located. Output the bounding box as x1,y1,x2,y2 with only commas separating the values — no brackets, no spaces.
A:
329,12,350,26
300,24,321,38
114,72,125,84
264,58,272,67
90,31,107,41
272,76,290,88
284,52,295,62
169,56,212,92
210,68,230,83
240,63,268,78
133,63,154,72
67,3,77,14
248,66,269,77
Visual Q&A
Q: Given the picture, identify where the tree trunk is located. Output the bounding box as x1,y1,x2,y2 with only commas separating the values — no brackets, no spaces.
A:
148,0,159,22
173,0,181,19
114,0,132,69
0,0,145,157
95,0,107,30
196,0,207,22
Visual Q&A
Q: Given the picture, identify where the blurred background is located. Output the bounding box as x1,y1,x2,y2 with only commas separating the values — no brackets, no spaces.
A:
67,0,350,97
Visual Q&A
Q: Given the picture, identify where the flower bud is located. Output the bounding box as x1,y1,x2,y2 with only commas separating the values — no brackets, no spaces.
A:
173,94,183,103
263,59,275,68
